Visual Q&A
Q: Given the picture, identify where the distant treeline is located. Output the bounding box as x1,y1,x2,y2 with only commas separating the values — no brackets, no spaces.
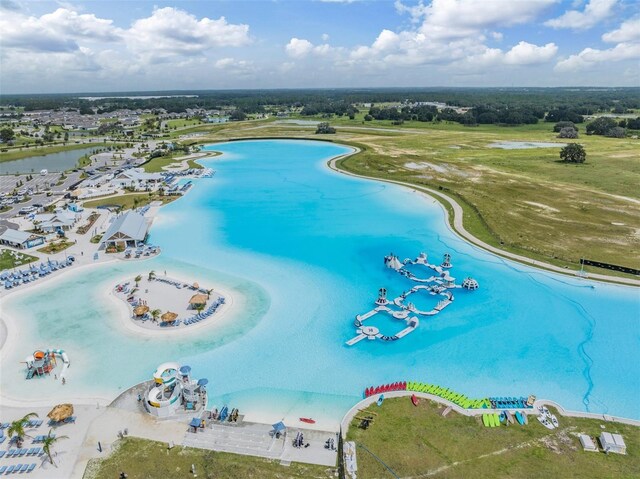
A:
1,88,639,127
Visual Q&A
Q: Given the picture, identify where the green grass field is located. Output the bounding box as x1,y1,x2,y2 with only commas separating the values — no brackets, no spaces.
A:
0,248,38,269
83,437,334,479
83,192,177,210
346,397,640,479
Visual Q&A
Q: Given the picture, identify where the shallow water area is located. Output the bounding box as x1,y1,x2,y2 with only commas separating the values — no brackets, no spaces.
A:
2,139,639,425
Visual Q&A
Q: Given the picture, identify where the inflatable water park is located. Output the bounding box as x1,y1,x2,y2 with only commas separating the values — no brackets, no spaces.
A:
23,349,70,380
145,362,209,418
346,252,478,345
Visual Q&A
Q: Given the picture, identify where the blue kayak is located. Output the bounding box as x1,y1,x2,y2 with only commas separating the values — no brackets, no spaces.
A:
377,394,385,406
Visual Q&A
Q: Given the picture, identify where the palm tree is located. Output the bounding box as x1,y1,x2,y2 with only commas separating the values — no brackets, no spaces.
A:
8,413,38,448
151,309,161,323
134,274,142,287
206,288,213,299
42,429,68,465
148,270,156,281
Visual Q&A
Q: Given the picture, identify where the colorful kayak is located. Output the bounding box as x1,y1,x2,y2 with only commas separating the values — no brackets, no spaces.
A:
482,414,490,427
377,394,385,406
493,413,500,427
515,411,525,425
411,394,419,406
299,417,316,424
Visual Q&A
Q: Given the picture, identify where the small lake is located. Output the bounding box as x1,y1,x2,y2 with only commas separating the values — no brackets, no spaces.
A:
0,146,97,175
488,141,567,150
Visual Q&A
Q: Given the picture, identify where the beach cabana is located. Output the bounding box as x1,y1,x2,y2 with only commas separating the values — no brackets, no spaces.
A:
189,294,208,309
48,404,74,424
133,305,149,317
161,311,178,323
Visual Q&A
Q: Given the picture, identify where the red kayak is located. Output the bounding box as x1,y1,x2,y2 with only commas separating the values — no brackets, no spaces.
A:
411,394,420,407
299,417,316,424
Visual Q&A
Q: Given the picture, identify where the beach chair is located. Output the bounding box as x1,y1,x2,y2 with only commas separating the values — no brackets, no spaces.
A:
4,465,14,474
0,436,5,444
27,464,35,473
0,451,5,458
19,448,27,456
0,466,5,474
20,464,29,473
7,449,16,457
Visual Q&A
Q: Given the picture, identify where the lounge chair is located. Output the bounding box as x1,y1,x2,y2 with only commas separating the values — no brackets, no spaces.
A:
4,465,14,474
19,448,27,456
27,464,36,473
7,448,16,457
0,451,5,458
20,464,30,472
0,436,5,444
0,466,6,474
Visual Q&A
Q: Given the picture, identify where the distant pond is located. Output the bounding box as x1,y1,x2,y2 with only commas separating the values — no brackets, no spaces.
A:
0,147,97,175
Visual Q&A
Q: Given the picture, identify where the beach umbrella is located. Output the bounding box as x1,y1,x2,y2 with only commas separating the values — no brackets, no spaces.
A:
47,403,74,423
161,311,178,322
180,365,191,375
192,282,199,289
197,378,208,386
133,305,150,316
272,421,286,433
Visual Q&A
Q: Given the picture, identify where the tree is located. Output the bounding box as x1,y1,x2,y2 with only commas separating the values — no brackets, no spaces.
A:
148,270,156,281
315,122,336,134
151,309,161,322
8,413,38,448
605,126,626,138
586,117,617,135
42,429,68,465
0,127,15,143
229,110,246,121
558,127,578,139
559,143,586,164
553,121,576,133
134,274,142,286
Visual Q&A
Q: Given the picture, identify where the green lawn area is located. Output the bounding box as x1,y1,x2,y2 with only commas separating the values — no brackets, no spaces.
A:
0,248,38,270
346,397,640,479
37,239,74,254
165,118,203,129
83,437,335,479
83,192,177,210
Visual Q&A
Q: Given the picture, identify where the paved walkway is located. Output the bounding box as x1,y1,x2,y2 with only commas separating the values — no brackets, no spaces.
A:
328,154,639,287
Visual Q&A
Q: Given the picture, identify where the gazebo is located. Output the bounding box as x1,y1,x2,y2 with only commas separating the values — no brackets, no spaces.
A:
161,311,178,323
189,294,208,309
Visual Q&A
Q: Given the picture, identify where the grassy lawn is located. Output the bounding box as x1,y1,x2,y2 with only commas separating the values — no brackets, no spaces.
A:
37,239,74,254
165,118,203,129
0,248,38,270
83,437,335,479
346,397,640,479
0,142,110,163
83,192,177,210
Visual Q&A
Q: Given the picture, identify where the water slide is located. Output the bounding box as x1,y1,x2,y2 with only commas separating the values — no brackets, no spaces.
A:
147,362,182,409
44,349,70,379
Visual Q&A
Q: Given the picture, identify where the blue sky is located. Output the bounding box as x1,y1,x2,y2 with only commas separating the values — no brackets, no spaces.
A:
1,0,638,93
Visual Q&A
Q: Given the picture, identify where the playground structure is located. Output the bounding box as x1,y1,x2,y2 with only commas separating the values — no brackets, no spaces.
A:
346,252,478,346
24,349,70,380
145,362,208,418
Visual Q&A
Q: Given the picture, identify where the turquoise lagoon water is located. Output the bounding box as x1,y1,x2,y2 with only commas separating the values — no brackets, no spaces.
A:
2,140,639,424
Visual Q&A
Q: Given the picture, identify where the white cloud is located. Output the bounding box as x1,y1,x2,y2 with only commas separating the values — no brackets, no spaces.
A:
0,7,121,52
286,38,314,58
504,41,558,64
127,7,251,63
555,42,640,71
545,0,617,30
321,33,330,42
285,38,335,58
602,17,640,43
490,31,504,41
